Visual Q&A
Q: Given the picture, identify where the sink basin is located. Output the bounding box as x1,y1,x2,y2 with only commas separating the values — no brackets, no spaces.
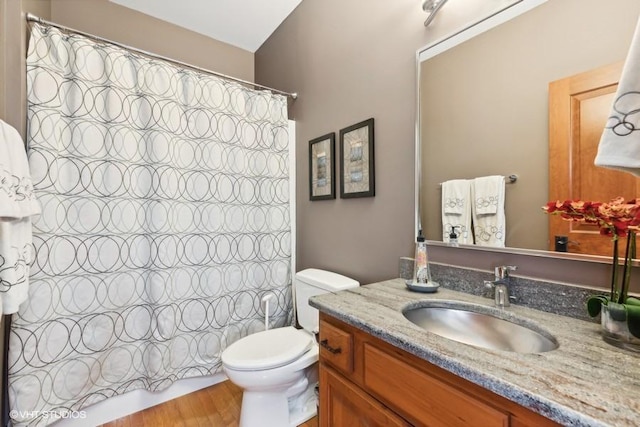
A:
403,302,558,353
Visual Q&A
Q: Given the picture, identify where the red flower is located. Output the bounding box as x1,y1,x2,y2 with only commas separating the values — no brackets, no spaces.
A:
542,197,640,236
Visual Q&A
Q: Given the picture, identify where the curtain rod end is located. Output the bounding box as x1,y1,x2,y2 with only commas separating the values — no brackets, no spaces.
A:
26,13,41,23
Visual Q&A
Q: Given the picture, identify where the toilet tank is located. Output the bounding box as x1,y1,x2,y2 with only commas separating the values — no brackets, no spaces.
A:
295,268,359,333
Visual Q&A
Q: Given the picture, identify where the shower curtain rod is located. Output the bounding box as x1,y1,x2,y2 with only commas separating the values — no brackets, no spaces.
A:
25,13,298,100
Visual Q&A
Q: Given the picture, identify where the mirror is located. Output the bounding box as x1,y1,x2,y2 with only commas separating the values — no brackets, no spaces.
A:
418,0,640,257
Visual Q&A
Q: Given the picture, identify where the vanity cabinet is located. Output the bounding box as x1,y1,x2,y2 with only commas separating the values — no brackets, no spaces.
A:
318,313,560,427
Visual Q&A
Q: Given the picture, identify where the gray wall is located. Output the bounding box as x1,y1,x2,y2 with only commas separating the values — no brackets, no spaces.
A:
256,0,432,284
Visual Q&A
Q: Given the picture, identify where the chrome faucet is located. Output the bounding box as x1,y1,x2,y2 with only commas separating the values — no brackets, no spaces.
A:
484,266,517,308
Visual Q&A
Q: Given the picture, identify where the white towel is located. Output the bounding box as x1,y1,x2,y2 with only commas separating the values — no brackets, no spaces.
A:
595,16,640,175
441,179,472,244
0,119,41,314
471,175,505,247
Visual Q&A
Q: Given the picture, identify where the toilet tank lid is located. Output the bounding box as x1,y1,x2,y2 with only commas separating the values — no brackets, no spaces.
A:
296,268,359,291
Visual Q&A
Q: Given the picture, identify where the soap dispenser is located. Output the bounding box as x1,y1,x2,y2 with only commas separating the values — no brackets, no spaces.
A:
412,230,430,284
408,230,439,292
448,226,459,247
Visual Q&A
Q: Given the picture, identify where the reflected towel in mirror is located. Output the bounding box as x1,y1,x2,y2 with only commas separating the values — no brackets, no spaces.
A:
441,179,472,244
472,175,505,247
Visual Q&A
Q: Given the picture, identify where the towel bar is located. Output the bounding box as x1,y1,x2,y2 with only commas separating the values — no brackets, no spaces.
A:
438,174,518,187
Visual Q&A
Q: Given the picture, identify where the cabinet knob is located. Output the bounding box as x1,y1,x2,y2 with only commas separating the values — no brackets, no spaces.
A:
320,339,342,354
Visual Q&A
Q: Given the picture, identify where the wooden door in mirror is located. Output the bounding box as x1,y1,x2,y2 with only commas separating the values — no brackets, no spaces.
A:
548,61,640,256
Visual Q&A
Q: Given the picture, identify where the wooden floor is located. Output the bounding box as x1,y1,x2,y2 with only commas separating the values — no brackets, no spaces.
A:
101,380,319,427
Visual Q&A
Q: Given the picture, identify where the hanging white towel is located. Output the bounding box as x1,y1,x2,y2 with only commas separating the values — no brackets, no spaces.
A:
471,175,505,247
441,179,472,244
595,16,640,175
0,119,40,314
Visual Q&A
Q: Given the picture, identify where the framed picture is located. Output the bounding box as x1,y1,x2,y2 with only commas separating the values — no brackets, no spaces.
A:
340,118,375,198
309,132,336,200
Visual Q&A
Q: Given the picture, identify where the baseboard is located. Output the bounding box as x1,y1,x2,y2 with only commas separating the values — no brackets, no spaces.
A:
51,373,228,426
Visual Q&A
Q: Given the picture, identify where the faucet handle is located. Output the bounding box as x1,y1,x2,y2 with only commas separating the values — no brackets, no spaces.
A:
494,265,517,280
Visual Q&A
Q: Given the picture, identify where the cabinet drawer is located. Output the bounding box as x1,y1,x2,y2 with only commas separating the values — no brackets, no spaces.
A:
363,344,509,427
318,319,353,374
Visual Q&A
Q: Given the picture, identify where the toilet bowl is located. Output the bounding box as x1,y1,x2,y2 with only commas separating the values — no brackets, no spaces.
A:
221,269,359,427
223,327,319,427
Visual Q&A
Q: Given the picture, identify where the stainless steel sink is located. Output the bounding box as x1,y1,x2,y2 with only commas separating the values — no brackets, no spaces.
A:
403,302,558,353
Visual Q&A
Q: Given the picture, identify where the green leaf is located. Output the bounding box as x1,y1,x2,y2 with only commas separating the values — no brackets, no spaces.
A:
626,305,640,339
587,295,608,317
608,302,627,321
624,296,640,306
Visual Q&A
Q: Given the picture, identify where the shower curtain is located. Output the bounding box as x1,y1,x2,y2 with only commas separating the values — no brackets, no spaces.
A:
8,23,293,426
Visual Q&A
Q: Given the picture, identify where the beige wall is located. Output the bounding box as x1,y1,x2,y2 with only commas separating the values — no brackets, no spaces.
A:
421,0,640,250
0,0,51,136
0,0,254,138
256,0,432,284
1,1,634,301
0,0,51,415
257,0,640,291
0,3,635,417
0,1,7,123
49,0,253,83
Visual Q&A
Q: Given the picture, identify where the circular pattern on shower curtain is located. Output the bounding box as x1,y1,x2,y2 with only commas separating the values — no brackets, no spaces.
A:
8,22,293,426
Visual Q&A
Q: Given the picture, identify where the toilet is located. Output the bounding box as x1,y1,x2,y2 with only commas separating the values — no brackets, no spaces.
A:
221,268,359,427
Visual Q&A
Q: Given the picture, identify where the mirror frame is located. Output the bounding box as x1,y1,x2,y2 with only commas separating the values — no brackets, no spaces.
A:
414,0,621,266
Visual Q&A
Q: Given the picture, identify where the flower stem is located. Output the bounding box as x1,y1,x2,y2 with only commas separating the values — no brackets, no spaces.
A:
619,230,635,304
611,236,619,302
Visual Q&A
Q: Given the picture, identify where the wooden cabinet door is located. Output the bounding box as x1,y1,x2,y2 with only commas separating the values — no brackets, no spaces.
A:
319,364,410,427
363,344,508,427
549,61,640,256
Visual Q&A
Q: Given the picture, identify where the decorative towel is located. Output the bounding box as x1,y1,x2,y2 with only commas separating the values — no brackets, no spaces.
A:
441,179,472,244
595,15,640,175
0,119,40,314
471,175,505,247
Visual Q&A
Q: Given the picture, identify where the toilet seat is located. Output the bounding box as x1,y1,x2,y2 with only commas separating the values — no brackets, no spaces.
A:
222,326,313,371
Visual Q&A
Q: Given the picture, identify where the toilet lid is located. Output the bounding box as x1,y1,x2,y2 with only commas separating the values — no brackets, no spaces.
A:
222,326,313,371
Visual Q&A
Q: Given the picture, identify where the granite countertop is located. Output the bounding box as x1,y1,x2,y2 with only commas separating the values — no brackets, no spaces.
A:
309,278,640,427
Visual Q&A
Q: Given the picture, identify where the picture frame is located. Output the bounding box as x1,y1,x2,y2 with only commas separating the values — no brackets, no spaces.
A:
339,118,375,198
309,132,336,200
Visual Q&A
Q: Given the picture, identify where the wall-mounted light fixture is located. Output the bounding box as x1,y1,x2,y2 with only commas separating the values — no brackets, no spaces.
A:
422,0,448,27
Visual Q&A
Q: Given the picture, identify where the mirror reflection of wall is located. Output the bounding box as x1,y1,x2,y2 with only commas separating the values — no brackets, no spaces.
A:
419,0,640,253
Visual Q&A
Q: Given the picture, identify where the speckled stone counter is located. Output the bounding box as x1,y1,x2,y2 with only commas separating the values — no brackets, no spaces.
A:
310,278,640,427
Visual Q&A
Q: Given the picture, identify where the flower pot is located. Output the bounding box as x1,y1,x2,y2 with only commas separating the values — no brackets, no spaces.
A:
601,304,640,352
